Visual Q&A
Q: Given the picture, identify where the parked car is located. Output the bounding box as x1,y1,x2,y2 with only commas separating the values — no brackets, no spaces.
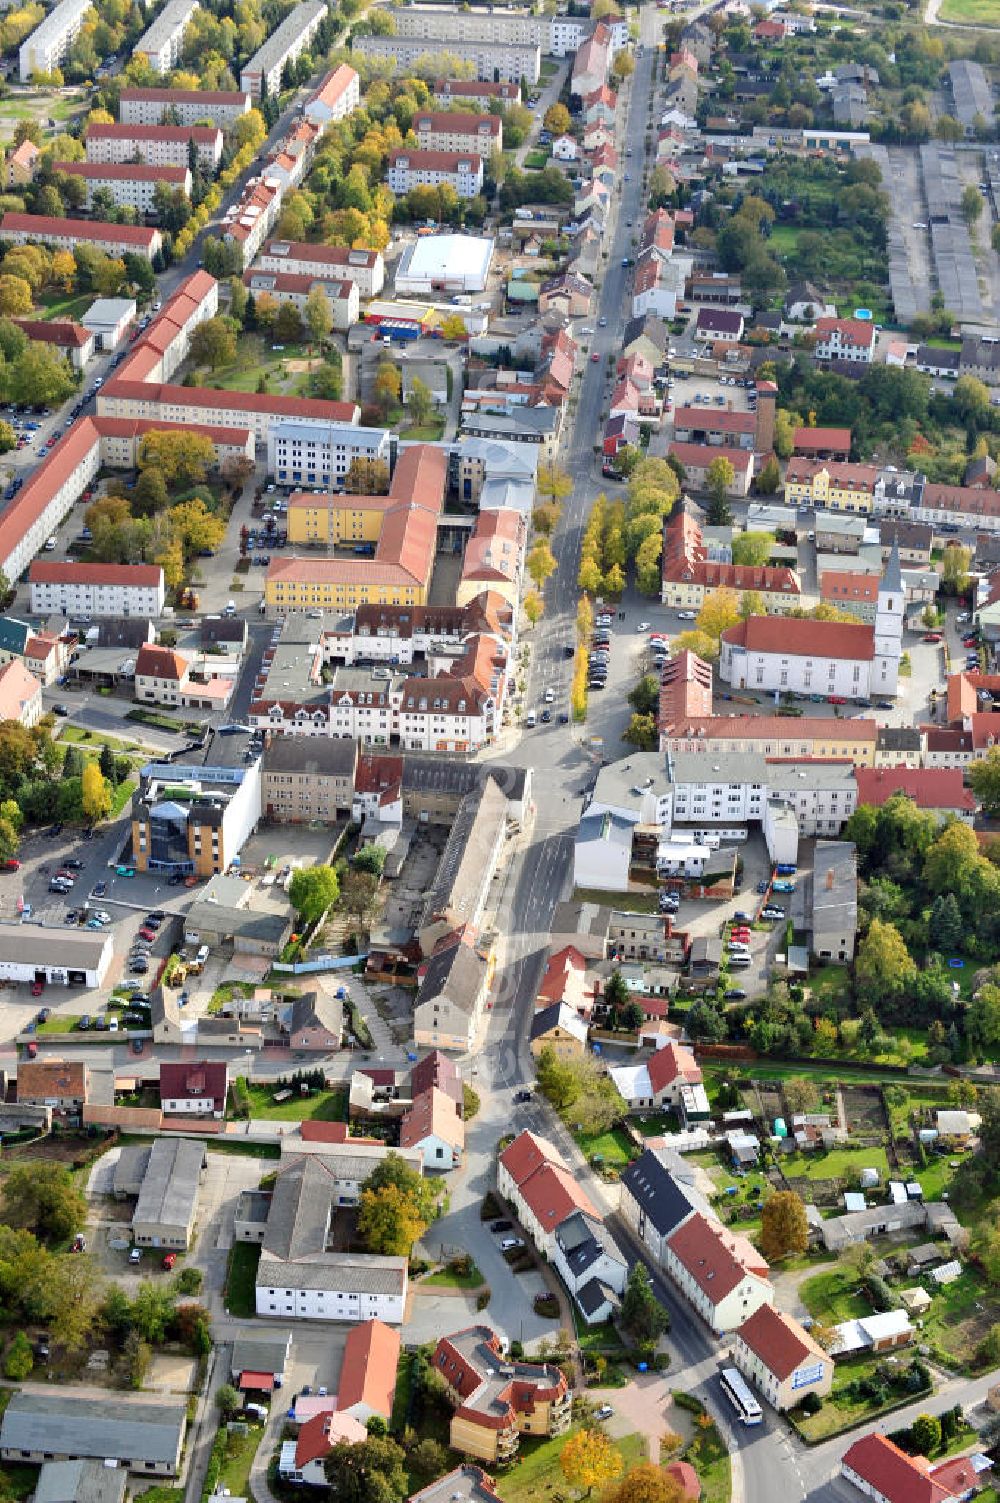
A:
500,1237,525,1251
513,1090,532,1104
162,1253,176,1270
491,1220,513,1233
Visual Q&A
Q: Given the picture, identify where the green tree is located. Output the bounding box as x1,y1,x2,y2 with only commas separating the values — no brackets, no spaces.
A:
966,984,1000,1058
784,1076,819,1114
941,544,972,594
1,1162,86,1243
628,674,660,716
910,1413,942,1457
924,822,980,895
354,844,386,877
358,1182,431,1256
855,919,916,1000
304,285,333,344
605,969,630,1012
760,1190,809,1261
970,748,1000,817
323,1436,408,1503
288,865,340,924
928,892,962,951
81,761,111,823
131,1281,174,1343
216,1384,241,1417
4,1330,33,1380
756,455,780,495
536,1042,581,1110
620,1263,669,1342
732,532,775,567
705,457,735,523
407,374,434,429
188,316,237,369
623,713,657,750
961,186,984,226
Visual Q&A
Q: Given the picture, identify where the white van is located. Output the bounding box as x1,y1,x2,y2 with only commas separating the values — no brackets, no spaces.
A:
224,600,236,617
729,953,752,969
195,944,209,966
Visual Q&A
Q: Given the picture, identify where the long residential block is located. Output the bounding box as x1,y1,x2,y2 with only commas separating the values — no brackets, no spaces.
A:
19,0,89,81
0,1393,187,1476
118,87,251,128
85,122,224,172
52,161,191,213
414,110,502,155
304,64,359,125
243,269,357,331
29,561,166,618
240,0,327,99
0,211,162,260
387,149,483,200
136,0,200,72
353,31,540,84
256,238,384,298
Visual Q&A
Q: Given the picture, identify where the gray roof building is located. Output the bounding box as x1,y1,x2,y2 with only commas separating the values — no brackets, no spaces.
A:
131,1136,206,1250
263,736,358,779
183,901,291,954
0,1393,187,1475
34,1460,127,1503
810,839,857,963
231,1333,291,1381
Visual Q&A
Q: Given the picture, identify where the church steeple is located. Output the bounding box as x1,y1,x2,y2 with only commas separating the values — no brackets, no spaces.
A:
873,542,903,695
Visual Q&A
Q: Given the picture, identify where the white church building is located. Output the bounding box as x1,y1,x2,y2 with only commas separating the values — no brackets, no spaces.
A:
719,546,903,701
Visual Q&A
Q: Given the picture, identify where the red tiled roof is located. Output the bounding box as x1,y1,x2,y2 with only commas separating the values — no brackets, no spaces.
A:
820,570,879,603
0,211,158,248
854,766,976,812
842,1434,955,1503
658,649,714,732
53,161,188,183
388,148,483,171
102,376,357,424
672,715,877,744
415,110,500,137
518,1160,597,1229
12,317,92,348
159,1059,227,1106
299,1121,349,1142
136,644,187,681
736,1304,827,1380
498,1129,566,1187
923,727,973,754
261,238,380,269
815,316,876,349
294,1410,366,1466
786,457,877,491
673,406,756,434
86,122,221,144
792,426,851,453
538,945,587,1003
647,1040,701,1095
30,561,162,586
667,1212,768,1301
668,441,752,475
337,1319,400,1420
120,86,249,105
666,1462,701,1501
929,1455,991,1497
721,615,875,661
400,1086,464,1151
311,64,358,109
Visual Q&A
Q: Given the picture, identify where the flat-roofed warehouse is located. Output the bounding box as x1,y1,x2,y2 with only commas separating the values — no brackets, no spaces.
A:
130,1136,206,1249
0,1392,187,1475
0,922,112,987
395,234,495,295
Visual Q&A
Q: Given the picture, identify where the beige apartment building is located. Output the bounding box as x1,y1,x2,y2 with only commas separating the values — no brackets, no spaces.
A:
353,32,540,84
262,737,358,822
414,111,502,154
85,123,223,172
118,87,251,128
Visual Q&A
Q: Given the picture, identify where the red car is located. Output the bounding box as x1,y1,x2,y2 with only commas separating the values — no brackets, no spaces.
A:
1,858,19,871
923,632,942,643
31,980,44,996
591,352,600,363
138,926,156,942
162,1252,177,1270
827,695,847,705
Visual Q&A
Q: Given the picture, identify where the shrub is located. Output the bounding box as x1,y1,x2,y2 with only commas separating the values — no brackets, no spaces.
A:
800,1392,823,1415
480,1190,502,1221
866,1274,898,1312
476,1287,491,1311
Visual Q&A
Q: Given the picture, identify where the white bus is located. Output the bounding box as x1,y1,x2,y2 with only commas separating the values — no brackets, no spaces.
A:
719,1367,763,1426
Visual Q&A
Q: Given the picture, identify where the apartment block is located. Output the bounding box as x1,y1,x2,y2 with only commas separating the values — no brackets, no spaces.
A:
52,161,191,214
131,760,261,879
414,111,502,155
243,270,357,331
28,562,166,618
85,123,224,173
304,64,359,125
135,0,200,72
118,87,251,128
433,78,519,106
220,176,282,267
387,150,483,200
0,211,162,260
262,736,358,821
353,32,540,84
433,1327,570,1464
256,238,384,298
19,0,89,81
240,0,327,99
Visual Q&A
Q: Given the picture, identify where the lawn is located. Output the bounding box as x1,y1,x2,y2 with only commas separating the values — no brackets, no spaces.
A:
792,1356,932,1442
110,779,137,817
781,1145,891,1183
684,1419,730,1503
423,1260,485,1290
575,1124,640,1168
769,224,801,254
133,1489,184,1503
523,149,551,169
216,1423,264,1498
225,1241,260,1318
634,1110,681,1138
0,1467,38,1503
401,417,445,440
807,965,850,1007
573,886,658,913
38,291,94,322
37,1016,83,1035
243,1082,347,1121
938,0,999,20
495,1427,646,1503
59,725,145,756
190,336,315,396
799,1268,870,1325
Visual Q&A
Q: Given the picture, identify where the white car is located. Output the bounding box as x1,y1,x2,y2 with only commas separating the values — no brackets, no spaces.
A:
93,911,112,924
637,621,650,631
500,1236,525,1251
544,688,554,703
677,610,696,621
596,1404,614,1420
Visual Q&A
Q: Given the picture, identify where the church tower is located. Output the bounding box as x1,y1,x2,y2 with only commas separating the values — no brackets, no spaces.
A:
873,542,904,696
